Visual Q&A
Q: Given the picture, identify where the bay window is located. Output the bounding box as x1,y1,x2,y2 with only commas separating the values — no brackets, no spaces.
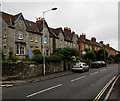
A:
16,44,25,55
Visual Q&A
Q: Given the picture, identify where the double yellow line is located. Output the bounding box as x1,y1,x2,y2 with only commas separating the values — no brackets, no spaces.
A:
93,76,116,101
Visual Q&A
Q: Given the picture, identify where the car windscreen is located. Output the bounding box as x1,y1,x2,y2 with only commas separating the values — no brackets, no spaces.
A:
74,63,81,66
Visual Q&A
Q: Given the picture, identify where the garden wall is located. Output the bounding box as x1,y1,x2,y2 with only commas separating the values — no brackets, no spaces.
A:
2,61,65,80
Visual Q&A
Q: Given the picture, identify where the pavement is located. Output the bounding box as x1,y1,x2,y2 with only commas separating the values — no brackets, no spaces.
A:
108,75,120,101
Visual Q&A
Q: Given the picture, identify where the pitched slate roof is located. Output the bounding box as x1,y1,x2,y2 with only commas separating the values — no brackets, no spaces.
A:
1,12,40,33
36,19,56,37
1,12,28,26
64,33,73,42
49,28,59,38
49,27,65,38
1,12,18,26
26,20,40,34
64,30,74,40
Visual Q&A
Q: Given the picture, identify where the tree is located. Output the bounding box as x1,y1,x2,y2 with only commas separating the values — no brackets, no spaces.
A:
96,48,108,61
54,48,80,61
84,48,96,61
114,53,120,63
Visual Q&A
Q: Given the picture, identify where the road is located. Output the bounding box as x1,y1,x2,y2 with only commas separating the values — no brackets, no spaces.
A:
2,64,119,100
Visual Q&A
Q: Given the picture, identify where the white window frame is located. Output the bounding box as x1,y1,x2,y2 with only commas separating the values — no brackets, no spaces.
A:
86,44,88,48
44,36,48,43
82,43,84,50
30,33,33,41
3,28,7,38
18,31,23,39
35,34,38,42
16,44,25,55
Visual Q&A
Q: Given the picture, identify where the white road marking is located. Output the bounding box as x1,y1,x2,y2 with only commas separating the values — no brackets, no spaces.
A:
26,84,62,98
90,72,98,75
71,76,86,82
101,69,106,71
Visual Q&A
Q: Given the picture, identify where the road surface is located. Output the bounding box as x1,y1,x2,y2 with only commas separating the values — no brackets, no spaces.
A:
2,64,119,100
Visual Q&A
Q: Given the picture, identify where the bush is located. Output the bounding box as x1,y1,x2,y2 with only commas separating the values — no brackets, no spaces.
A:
54,48,80,61
32,55,43,63
46,55,62,63
11,57,21,62
32,55,62,63
32,48,42,55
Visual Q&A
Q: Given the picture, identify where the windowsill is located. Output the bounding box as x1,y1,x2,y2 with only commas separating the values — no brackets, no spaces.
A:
16,54,26,56
30,40,33,42
35,40,38,43
3,37,7,39
18,38,23,40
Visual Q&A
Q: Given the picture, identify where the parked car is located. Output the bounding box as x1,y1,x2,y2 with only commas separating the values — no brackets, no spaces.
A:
72,62,89,72
97,61,107,67
91,61,102,68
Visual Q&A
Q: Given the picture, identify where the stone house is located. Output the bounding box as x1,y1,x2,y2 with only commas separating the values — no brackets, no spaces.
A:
1,11,118,59
1,12,79,58
64,27,79,49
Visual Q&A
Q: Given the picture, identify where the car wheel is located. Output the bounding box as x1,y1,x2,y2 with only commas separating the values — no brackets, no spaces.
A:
82,68,85,72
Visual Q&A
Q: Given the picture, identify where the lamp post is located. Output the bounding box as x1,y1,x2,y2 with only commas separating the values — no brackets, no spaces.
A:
42,7,57,76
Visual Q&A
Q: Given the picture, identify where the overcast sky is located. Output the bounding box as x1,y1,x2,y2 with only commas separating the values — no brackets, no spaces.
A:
1,0,119,50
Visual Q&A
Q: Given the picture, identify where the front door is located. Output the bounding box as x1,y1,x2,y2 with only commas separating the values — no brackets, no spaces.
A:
29,47,33,58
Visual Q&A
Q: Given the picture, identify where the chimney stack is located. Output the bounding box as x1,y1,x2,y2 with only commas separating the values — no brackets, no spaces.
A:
106,44,110,47
64,27,71,34
80,33,86,39
91,37,96,42
100,41,103,44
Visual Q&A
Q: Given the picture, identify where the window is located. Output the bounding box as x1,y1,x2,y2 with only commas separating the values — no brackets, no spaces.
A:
44,36,47,43
35,34,38,42
20,46,25,54
30,33,33,41
18,31,23,39
60,40,62,48
19,20,22,25
86,44,88,48
3,45,6,55
16,44,19,54
3,28,7,38
82,43,84,50
94,47,96,51
73,44,75,48
16,44,25,55
46,50,49,56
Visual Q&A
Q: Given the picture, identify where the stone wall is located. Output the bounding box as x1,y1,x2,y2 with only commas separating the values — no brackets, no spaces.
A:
2,61,65,80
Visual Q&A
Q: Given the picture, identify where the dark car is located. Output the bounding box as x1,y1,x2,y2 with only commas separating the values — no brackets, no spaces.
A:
97,61,107,67
91,61,102,68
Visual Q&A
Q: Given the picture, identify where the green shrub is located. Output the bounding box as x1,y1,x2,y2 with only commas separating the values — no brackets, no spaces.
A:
46,55,62,62
32,55,43,63
11,57,21,62
32,48,42,55
32,55,62,63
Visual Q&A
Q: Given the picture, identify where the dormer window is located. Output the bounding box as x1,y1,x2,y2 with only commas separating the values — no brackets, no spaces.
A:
18,30,23,39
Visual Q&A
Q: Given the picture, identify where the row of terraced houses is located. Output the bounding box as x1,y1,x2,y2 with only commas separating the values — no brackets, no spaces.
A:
0,12,118,59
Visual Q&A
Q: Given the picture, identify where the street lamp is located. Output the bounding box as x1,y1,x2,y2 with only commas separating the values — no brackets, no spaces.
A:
42,7,57,76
